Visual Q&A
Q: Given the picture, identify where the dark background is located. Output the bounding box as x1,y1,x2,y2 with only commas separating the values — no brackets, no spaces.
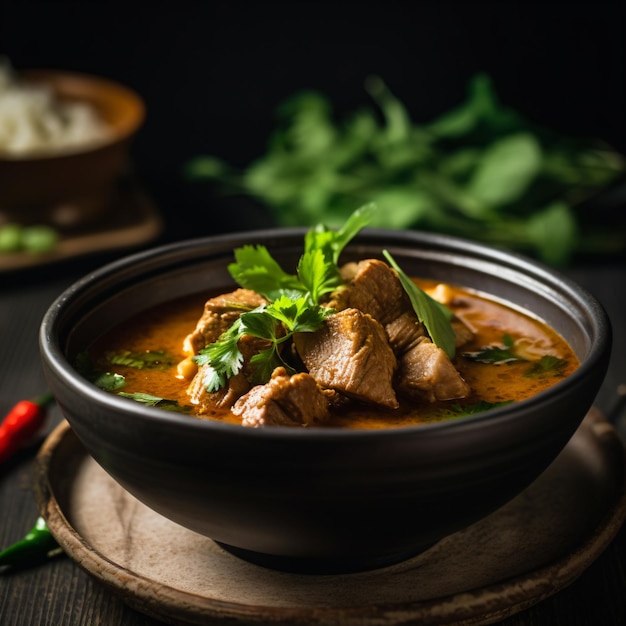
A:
1,1,624,242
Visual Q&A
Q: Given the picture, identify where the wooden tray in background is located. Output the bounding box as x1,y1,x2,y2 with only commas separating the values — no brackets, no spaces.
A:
0,177,163,273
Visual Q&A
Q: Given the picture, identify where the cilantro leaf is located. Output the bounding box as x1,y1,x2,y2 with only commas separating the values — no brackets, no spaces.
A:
197,204,375,391
240,306,281,339
296,248,339,304
228,202,376,307
296,203,378,302
249,347,287,384
463,334,521,364
304,202,377,267
267,295,331,332
194,319,247,391
195,297,332,390
228,245,303,301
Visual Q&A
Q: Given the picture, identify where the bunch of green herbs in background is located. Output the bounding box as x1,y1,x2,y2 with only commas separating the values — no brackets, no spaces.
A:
185,74,625,267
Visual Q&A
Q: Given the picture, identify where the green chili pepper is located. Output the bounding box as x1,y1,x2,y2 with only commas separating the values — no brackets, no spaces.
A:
0,516,62,568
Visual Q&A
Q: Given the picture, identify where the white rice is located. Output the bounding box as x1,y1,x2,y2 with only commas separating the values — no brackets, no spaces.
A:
0,60,110,158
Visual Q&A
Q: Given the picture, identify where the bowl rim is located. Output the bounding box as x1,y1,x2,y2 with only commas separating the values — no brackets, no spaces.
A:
39,227,613,440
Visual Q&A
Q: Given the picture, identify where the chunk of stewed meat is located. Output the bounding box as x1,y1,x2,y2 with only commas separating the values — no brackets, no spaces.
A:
451,317,474,348
188,366,252,414
232,367,330,427
181,289,281,413
294,308,399,409
328,259,471,403
182,288,267,356
328,259,411,328
384,310,427,353
187,333,274,411
386,311,473,353
396,337,471,403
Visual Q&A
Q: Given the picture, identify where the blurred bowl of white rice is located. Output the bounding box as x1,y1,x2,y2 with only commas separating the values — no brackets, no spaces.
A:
0,61,144,221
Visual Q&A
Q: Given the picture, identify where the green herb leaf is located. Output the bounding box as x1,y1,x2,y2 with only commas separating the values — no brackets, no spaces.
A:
462,346,520,364
365,75,412,143
524,355,568,378
238,306,278,338
525,201,579,268
269,295,332,333
75,351,126,391
248,347,287,384
463,336,569,376
185,74,626,266
444,399,514,419
463,334,521,364
382,249,456,359
93,372,126,392
194,318,247,391
196,295,333,390
228,245,304,301
118,392,191,412
296,248,339,304
466,133,542,210
105,349,174,370
304,202,377,267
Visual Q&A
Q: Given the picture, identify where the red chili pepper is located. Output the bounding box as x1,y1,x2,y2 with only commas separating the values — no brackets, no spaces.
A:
0,391,54,463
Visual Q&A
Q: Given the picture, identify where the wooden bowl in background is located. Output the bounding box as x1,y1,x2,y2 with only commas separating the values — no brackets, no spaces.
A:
0,70,145,222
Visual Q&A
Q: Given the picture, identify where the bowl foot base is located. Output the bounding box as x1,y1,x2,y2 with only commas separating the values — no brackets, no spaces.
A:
215,541,434,575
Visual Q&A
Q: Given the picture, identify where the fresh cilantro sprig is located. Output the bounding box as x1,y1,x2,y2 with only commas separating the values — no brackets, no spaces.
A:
195,205,375,391
195,298,332,391
227,245,304,302
228,203,376,305
196,203,457,391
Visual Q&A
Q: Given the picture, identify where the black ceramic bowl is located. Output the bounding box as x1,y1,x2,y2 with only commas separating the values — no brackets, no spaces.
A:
39,229,612,573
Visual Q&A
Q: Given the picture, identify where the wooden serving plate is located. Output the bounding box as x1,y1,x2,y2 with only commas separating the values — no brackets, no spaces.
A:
34,409,626,626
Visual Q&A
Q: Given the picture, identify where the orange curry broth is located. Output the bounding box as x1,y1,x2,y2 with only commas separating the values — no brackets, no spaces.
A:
87,279,579,429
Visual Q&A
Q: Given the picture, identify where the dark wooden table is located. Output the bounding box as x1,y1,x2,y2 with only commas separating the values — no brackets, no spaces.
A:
1,252,625,626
